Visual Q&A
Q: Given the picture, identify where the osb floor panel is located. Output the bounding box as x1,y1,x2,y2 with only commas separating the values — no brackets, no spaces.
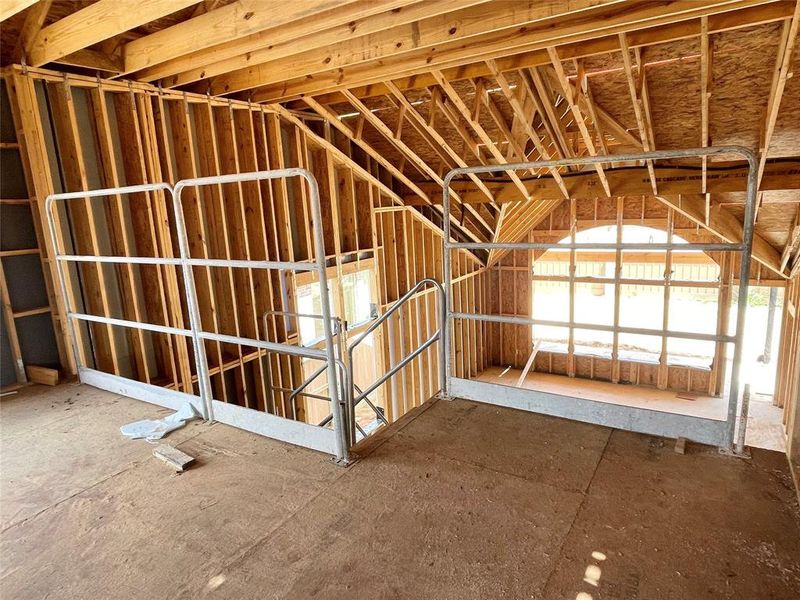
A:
1,384,799,599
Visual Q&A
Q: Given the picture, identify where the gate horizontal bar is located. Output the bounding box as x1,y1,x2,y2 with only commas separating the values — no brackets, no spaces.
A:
449,312,736,343
68,311,193,337
198,331,327,360
448,242,743,251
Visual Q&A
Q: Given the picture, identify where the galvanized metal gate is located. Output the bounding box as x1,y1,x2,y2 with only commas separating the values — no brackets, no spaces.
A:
47,169,350,463
440,146,758,450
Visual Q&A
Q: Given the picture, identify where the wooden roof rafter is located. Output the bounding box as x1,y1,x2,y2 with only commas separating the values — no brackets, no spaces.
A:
244,0,777,104
486,61,570,196
477,80,531,165
339,89,495,239
547,47,612,197
618,31,659,195
754,0,800,221
120,0,372,77
431,87,483,164
524,67,573,162
292,2,793,109
433,75,530,186
381,93,461,178
780,206,800,273
12,0,50,63
0,0,37,23
23,0,203,67
574,58,610,159
300,94,488,245
385,81,499,210
700,15,713,224
133,0,440,84
656,194,783,276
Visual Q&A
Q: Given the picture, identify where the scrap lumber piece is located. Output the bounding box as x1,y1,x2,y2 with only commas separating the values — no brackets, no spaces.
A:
516,340,542,387
25,365,59,386
153,444,195,472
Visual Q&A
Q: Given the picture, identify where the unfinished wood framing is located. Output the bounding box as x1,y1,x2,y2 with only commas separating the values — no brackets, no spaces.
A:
1,0,799,460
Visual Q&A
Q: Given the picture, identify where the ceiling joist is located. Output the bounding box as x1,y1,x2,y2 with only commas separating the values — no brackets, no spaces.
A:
25,0,201,67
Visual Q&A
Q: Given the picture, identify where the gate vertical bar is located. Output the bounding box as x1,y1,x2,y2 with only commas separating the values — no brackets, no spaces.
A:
303,170,349,463
725,149,758,448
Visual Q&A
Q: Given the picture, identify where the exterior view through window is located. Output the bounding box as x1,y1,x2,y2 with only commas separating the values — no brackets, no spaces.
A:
532,225,720,369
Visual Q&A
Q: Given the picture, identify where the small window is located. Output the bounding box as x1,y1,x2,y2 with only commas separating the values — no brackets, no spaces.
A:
340,269,374,328
296,268,375,346
296,282,334,346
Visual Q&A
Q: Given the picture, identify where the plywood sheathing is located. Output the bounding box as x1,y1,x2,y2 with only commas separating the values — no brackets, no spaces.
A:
772,39,800,158
356,77,526,182
336,21,799,260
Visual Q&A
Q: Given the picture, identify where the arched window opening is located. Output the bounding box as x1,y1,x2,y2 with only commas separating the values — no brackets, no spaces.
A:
532,225,721,369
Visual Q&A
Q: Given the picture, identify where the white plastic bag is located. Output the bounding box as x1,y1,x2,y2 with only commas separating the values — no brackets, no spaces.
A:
120,402,198,442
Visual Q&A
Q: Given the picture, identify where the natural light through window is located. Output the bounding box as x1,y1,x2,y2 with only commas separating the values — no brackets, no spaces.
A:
296,268,375,347
533,225,720,368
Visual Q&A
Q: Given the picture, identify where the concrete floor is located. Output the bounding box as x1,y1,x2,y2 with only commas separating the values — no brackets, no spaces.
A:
2,384,799,599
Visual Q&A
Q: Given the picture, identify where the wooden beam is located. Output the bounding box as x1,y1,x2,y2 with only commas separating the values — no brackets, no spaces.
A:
404,160,800,204
204,0,598,96
539,67,643,150
516,340,541,386
780,206,800,272
618,32,659,194
479,82,527,162
575,60,610,156
250,0,775,103
656,194,783,275
524,67,571,160
700,15,712,221
755,0,800,220
0,0,37,22
13,0,51,63
0,258,26,383
432,90,483,161
55,48,124,74
300,96,431,207
633,45,657,156
122,0,358,75
27,0,201,67
296,1,791,107
340,89,492,239
385,81,499,218
275,99,481,253
433,71,530,200
546,48,611,196
139,0,426,84
504,78,539,162
486,61,570,198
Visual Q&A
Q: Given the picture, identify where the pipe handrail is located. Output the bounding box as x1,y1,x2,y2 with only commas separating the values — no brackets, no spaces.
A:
353,331,440,404
348,278,443,351
346,277,446,439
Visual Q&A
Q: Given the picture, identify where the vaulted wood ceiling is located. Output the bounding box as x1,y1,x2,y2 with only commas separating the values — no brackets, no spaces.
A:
2,0,799,274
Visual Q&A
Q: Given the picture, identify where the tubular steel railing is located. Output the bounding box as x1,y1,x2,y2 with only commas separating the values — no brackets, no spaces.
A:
345,277,446,444
441,146,759,450
46,169,350,464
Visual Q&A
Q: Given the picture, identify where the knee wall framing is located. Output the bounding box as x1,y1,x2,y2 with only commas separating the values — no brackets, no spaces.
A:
5,66,484,425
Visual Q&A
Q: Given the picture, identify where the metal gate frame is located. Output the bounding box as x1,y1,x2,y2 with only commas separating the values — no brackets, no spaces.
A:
46,169,349,464
441,146,758,449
